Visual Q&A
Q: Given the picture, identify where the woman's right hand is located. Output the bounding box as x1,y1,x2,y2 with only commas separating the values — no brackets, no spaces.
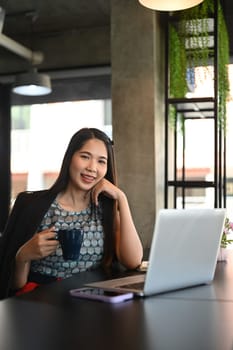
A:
16,226,59,263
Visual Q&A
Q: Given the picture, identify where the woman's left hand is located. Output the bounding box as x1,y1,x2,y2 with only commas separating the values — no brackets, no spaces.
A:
91,178,123,206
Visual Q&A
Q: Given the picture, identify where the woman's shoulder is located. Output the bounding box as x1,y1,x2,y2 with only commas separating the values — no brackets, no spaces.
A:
16,189,53,200
13,189,56,208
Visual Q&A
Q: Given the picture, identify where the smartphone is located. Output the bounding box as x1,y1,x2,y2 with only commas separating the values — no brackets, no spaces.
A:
69,287,134,303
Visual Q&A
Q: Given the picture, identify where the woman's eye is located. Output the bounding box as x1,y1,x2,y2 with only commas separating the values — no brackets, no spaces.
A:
80,154,89,160
99,159,107,165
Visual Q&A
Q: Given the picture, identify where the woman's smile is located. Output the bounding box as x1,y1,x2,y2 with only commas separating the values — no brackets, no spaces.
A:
81,173,96,183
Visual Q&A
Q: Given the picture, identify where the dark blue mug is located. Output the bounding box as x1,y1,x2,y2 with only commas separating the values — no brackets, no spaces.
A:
57,228,83,260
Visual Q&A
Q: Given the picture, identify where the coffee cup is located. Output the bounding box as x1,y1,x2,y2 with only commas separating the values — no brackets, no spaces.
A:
57,228,83,260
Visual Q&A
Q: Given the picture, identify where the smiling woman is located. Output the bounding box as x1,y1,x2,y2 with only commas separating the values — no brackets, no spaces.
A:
0,127,143,299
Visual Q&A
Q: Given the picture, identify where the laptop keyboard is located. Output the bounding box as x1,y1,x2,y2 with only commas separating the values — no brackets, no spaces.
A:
119,281,145,290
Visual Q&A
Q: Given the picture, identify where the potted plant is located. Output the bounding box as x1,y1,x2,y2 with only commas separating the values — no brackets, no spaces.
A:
218,217,233,261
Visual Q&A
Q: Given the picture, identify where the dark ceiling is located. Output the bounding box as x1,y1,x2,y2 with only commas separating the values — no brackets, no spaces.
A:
0,0,232,103
0,0,111,103
0,0,111,74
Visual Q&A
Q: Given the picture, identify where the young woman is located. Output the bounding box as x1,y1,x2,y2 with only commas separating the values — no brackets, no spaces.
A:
0,128,143,299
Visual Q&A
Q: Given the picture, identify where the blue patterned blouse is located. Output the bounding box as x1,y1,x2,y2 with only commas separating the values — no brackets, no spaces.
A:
30,199,104,279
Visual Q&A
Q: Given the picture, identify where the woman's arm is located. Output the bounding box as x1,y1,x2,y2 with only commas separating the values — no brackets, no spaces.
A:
0,190,56,298
114,191,143,269
91,179,143,269
14,252,31,289
13,228,58,290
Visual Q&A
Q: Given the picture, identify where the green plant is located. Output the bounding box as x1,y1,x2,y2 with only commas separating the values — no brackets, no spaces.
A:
168,0,230,132
217,0,230,133
221,217,233,248
179,0,214,69
169,24,187,98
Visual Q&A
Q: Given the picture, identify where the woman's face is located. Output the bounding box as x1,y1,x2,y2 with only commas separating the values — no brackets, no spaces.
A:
69,138,108,191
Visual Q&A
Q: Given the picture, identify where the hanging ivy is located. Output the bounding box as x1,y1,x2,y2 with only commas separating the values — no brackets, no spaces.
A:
168,0,230,132
217,0,230,134
168,25,187,129
179,0,214,69
169,24,187,98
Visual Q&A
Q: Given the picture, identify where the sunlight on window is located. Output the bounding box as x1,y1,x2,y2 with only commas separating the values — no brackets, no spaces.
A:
177,65,233,217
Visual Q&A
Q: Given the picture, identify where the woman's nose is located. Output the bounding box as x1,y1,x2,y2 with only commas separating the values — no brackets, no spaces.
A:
86,160,97,173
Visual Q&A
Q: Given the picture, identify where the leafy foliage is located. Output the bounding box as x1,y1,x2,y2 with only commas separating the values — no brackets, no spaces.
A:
169,0,230,132
221,217,233,248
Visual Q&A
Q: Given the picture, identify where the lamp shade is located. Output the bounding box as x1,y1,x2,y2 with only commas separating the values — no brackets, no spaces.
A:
138,0,204,11
12,68,52,96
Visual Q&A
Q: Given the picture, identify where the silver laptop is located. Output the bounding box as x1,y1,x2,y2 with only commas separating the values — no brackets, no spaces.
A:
87,208,226,296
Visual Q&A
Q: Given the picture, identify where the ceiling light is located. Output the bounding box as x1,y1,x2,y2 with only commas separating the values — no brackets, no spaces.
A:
138,0,204,11
12,68,52,96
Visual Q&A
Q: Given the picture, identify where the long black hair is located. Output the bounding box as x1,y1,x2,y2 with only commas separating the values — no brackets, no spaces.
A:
50,128,117,267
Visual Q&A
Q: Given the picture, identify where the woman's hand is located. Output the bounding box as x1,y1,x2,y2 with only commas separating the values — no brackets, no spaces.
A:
16,226,59,263
14,227,59,290
91,178,124,206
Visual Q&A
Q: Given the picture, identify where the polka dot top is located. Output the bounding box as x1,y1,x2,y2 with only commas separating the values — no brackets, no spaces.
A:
30,199,104,279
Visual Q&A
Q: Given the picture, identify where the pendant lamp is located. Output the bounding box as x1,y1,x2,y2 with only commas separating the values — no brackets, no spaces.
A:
0,7,52,96
138,0,204,11
12,67,52,96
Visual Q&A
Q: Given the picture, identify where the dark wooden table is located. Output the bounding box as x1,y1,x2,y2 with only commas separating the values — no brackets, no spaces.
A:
0,252,233,350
